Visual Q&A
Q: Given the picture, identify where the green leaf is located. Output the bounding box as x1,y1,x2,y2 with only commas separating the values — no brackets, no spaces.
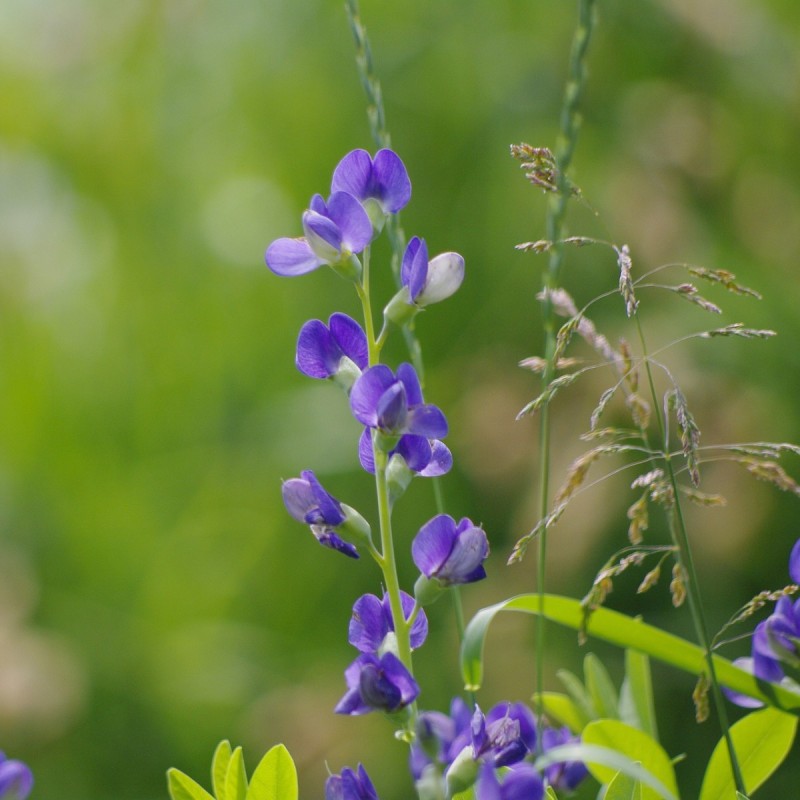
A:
585,653,620,719
460,593,800,712
212,740,233,800
605,770,645,800
534,691,590,732
557,669,598,723
545,787,559,800
225,747,248,800
167,769,215,800
533,743,678,800
698,707,797,800
623,650,659,740
246,744,298,800
583,720,678,800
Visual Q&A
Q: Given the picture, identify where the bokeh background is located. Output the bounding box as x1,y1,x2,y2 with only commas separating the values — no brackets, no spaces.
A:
2,0,800,797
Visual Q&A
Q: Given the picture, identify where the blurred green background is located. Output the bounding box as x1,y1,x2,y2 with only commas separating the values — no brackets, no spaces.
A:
2,0,800,797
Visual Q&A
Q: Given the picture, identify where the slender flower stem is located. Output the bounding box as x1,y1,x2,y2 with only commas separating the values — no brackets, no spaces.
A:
534,0,596,741
634,314,746,794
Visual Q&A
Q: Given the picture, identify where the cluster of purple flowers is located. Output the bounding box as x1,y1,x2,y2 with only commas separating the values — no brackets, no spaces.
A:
0,752,33,800
727,538,800,708
267,149,586,799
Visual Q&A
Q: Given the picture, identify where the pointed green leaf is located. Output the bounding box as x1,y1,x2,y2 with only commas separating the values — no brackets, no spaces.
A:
605,770,645,800
533,743,678,800
557,669,598,722
213,740,233,800
583,720,678,800
585,653,620,719
698,707,797,800
623,650,658,740
545,787,559,800
225,747,248,800
246,744,298,800
535,691,590,732
167,769,215,800
460,594,800,712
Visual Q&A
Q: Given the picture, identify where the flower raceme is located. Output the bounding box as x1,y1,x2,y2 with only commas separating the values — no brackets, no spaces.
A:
295,313,368,389
325,764,380,800
281,470,371,559
349,591,428,654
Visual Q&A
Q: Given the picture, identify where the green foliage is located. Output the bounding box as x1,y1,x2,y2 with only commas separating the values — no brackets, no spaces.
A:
605,771,645,800
621,650,658,741
698,709,797,800
582,720,678,800
167,742,297,800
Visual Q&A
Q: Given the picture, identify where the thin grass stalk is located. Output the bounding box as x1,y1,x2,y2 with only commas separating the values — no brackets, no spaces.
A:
634,314,746,794
535,0,596,743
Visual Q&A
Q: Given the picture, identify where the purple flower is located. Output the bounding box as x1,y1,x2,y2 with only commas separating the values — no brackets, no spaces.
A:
349,591,428,654
401,237,465,307
281,470,370,559
789,537,800,584
265,192,372,278
358,429,452,478
472,703,537,768
325,764,379,800
412,515,489,586
335,652,420,715
541,727,588,792
331,149,411,227
350,363,448,440
751,595,800,682
410,697,473,781
476,763,544,800
296,313,368,385
0,753,33,800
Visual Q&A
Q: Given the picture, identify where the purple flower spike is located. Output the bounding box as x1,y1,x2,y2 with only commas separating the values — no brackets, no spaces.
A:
400,236,465,307
412,515,489,586
325,765,380,800
335,652,420,716
541,727,589,792
296,313,368,382
0,753,33,800
281,470,365,559
350,363,448,440
358,430,452,478
265,191,372,278
332,149,412,218
349,591,428,654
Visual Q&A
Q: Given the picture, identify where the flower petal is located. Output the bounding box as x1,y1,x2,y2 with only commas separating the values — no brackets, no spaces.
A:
394,435,432,473
331,150,374,200
790,538,800,584
349,594,388,652
401,236,423,288
372,149,412,212
418,440,453,477
329,313,369,370
303,209,344,261
358,428,376,473
412,515,457,578
397,362,424,407
265,237,322,276
326,191,373,254
296,319,341,378
376,382,408,432
350,366,396,427
417,252,465,306
281,477,315,522
407,404,448,439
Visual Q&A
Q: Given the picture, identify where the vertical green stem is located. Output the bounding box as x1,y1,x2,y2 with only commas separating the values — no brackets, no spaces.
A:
535,0,596,739
634,316,746,794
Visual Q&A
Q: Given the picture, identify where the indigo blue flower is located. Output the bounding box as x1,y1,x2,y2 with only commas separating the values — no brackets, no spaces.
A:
281,470,370,559
349,591,428,654
350,363,447,440
751,595,800,682
0,753,33,800
410,697,472,781
331,148,411,229
335,652,420,715
265,192,372,278
358,429,452,478
400,237,465,307
296,313,368,387
789,537,800,584
472,703,537,768
412,515,489,586
475,763,544,800
541,726,588,792
325,764,379,800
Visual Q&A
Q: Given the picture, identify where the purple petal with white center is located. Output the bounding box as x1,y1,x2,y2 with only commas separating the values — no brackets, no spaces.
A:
329,312,369,370
412,515,457,578
418,440,452,477
351,365,397,427
303,209,344,262
372,149,412,212
417,252,465,306
281,478,316,523
395,435,432,472
375,381,408,432
331,150,374,200
438,524,488,585
349,594,388,653
487,703,536,751
296,319,341,378
407,404,448,439
326,191,373,254
397,362,424,407
265,237,322,277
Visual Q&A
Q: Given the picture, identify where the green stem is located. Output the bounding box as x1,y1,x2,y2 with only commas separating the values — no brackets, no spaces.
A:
634,315,746,794
534,0,596,743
